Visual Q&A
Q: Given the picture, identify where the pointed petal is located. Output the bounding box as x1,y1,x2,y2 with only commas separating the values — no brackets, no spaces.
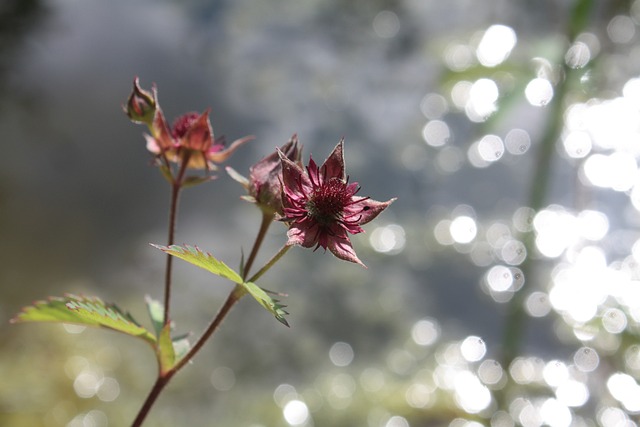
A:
182,110,213,151
320,139,346,182
151,108,174,151
280,149,312,195
286,221,320,248
207,135,254,163
345,197,396,226
327,232,366,267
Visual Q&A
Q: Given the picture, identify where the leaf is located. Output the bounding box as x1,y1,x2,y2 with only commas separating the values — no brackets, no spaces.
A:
153,244,289,326
151,244,243,284
145,295,164,337
11,294,156,345
157,323,175,374
243,281,290,327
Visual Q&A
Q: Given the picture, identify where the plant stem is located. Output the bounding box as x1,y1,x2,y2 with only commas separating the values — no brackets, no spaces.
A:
162,158,190,326
131,286,244,427
131,375,172,427
173,285,246,373
499,0,594,396
247,244,291,283
132,208,284,426
242,212,275,280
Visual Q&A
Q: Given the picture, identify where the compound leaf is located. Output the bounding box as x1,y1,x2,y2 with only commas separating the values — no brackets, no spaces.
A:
152,244,243,284
11,294,156,345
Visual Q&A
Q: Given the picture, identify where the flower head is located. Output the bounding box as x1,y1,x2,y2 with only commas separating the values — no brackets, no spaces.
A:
145,109,253,170
279,139,395,267
126,78,252,170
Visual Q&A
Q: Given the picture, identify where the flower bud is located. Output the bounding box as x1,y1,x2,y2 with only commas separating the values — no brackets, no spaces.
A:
125,77,156,126
249,135,302,215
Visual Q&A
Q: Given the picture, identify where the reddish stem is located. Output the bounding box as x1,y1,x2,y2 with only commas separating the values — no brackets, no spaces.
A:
162,155,191,326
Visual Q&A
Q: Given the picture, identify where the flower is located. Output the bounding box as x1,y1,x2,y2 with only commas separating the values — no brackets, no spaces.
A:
279,139,395,267
126,78,252,170
145,109,253,170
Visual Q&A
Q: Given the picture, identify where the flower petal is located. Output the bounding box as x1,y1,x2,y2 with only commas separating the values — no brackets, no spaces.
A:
280,149,312,196
320,139,346,182
207,135,255,163
327,231,366,267
286,220,320,248
150,108,174,151
182,110,213,152
345,197,396,226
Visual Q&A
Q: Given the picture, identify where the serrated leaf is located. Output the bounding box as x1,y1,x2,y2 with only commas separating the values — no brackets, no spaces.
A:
154,244,289,326
242,281,289,327
157,323,175,374
145,295,164,337
11,294,156,345
151,244,243,284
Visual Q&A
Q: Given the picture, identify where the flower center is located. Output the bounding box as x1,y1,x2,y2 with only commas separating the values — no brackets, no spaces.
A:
306,178,351,225
171,112,200,139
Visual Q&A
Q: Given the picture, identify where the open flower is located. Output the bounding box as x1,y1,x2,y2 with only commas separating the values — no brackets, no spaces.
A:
145,109,253,170
279,139,395,267
126,78,252,170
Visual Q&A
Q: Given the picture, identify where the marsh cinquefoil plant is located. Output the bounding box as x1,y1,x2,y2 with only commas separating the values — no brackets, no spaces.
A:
10,77,395,426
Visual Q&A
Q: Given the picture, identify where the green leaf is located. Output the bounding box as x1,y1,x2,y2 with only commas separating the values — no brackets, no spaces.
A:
243,281,289,327
157,323,175,374
153,244,289,326
11,294,156,345
151,244,243,284
145,295,164,337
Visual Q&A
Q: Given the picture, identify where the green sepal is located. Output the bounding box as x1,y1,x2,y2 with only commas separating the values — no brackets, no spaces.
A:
152,244,289,326
225,166,250,189
159,164,173,184
145,295,165,337
172,333,191,362
182,175,215,189
157,322,175,374
11,294,156,346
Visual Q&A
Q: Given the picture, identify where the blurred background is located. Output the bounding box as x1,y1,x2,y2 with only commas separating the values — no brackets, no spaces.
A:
2,0,640,426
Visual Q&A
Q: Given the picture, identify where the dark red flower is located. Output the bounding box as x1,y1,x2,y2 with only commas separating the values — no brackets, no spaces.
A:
126,78,252,170
279,139,395,267
145,109,253,170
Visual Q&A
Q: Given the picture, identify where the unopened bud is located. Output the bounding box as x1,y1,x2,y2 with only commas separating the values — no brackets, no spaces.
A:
125,77,156,126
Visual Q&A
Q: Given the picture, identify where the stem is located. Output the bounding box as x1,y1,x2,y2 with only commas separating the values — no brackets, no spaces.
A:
132,204,281,425
242,212,275,280
131,286,243,427
173,285,246,372
131,375,172,427
247,244,291,283
499,0,594,397
162,157,190,326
